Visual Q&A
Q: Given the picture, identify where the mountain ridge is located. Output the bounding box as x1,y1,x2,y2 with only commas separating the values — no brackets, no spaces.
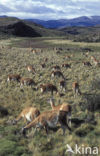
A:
24,16,100,28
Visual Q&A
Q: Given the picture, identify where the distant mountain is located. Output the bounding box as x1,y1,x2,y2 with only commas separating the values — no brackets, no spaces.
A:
0,16,64,38
25,16,100,28
0,15,8,18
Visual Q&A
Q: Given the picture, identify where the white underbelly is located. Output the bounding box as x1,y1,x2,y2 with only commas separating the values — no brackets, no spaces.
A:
47,116,58,128
25,112,32,122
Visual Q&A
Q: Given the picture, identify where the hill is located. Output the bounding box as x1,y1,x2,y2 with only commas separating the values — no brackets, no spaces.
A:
0,17,65,39
25,16,100,28
60,26,100,42
1,16,100,42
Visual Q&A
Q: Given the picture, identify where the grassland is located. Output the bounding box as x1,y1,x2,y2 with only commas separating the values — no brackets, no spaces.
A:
0,37,100,156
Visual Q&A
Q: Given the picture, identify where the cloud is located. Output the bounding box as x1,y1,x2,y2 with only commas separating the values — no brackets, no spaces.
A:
0,0,100,20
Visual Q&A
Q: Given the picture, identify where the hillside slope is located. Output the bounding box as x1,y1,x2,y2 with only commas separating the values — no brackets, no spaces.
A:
0,17,65,39
60,26,100,42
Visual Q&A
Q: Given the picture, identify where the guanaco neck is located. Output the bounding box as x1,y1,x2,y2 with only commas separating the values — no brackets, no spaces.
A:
50,99,55,110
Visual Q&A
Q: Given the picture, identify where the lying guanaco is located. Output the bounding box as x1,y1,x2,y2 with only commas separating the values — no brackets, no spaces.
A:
7,74,21,82
21,109,71,136
48,98,71,127
12,107,40,125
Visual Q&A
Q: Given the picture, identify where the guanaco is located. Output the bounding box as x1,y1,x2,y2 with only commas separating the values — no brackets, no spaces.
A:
40,83,58,95
20,78,36,87
83,61,92,66
12,107,40,125
7,74,21,82
62,64,71,68
21,109,71,136
59,80,66,91
72,82,81,97
52,65,61,71
27,65,36,74
93,58,100,66
48,98,71,127
51,71,65,79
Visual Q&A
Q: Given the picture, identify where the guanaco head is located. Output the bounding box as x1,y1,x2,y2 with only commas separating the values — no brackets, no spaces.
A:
12,119,17,125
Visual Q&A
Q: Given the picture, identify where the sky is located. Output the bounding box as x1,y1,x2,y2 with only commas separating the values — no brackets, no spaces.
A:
0,0,100,20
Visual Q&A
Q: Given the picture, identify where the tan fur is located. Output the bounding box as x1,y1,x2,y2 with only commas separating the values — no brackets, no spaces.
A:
72,82,81,96
20,78,35,87
62,64,71,68
51,71,64,79
49,98,71,127
13,107,40,124
22,109,71,135
40,83,58,95
59,80,66,91
66,56,70,59
7,74,21,82
83,61,91,66
91,56,96,61
85,52,89,57
93,58,100,66
27,65,35,73
32,48,42,54
49,99,71,112
52,65,60,71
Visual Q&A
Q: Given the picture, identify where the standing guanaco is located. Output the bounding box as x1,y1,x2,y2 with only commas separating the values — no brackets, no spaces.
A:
7,74,21,82
40,83,58,95
21,109,71,136
51,71,65,79
72,82,81,97
20,78,36,88
59,80,66,92
48,98,71,127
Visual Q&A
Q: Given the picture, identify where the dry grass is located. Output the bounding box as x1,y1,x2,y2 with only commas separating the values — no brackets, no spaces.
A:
0,37,100,156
